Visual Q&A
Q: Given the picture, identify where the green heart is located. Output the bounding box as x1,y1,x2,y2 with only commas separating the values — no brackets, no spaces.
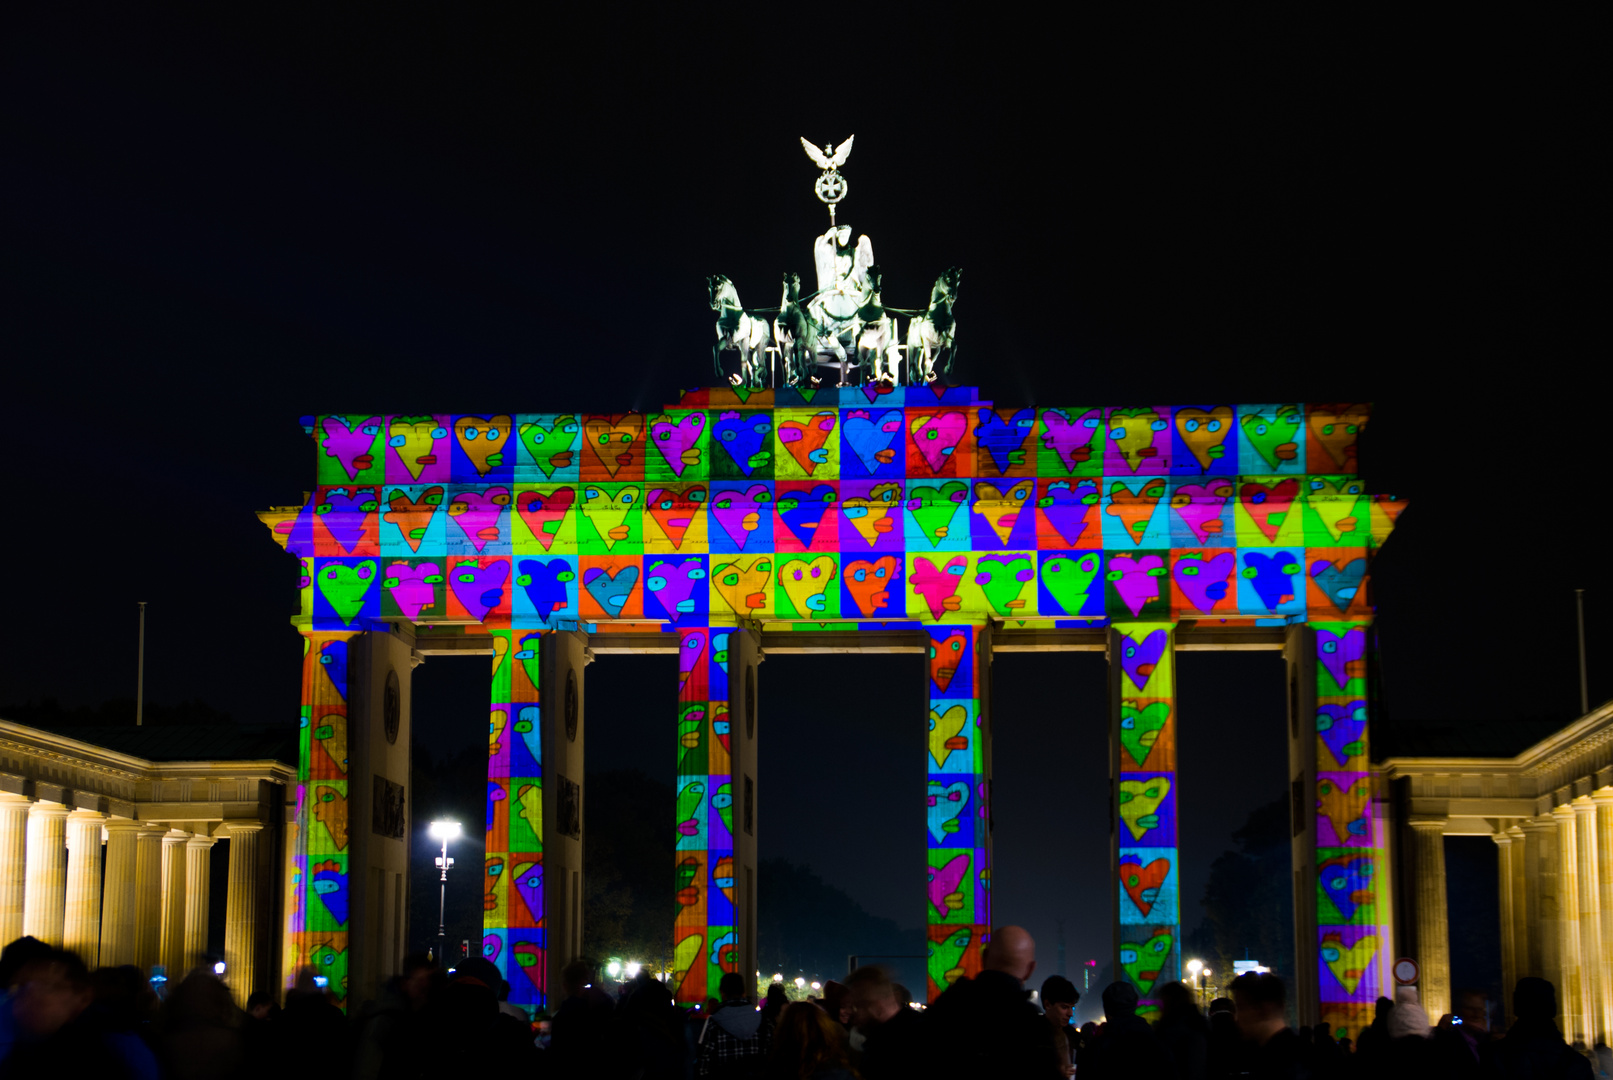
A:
1120,701,1171,767
1120,929,1173,996
975,556,1033,615
1041,552,1101,615
317,561,378,625
908,481,969,547
1241,406,1302,470
517,415,578,478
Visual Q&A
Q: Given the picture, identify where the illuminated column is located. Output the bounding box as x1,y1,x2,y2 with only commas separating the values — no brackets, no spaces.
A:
224,823,262,1006
1553,804,1583,1042
297,632,358,1007
1573,796,1608,1043
22,801,68,945
1596,790,1613,1041
63,810,105,960
1408,818,1451,1019
1522,816,1561,994
1494,830,1518,1023
541,630,587,1004
728,629,762,1000
926,624,992,1002
1111,622,1177,1018
134,827,165,972
183,834,216,969
160,830,189,974
1302,620,1386,1037
487,626,544,1011
99,820,142,967
0,794,29,947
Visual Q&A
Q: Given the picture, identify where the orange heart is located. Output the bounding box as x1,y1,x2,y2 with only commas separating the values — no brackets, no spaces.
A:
583,414,645,477
1104,478,1167,545
778,411,836,474
1308,404,1370,472
843,556,899,616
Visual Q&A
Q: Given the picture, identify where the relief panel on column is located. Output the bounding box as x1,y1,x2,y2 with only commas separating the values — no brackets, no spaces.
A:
927,624,989,1001
1311,619,1385,1038
1115,621,1179,1019
298,631,358,1010
486,627,547,1015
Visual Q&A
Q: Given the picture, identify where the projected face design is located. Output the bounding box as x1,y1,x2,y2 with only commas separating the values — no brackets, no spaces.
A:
1118,777,1171,842
1241,406,1302,469
389,416,447,480
518,414,581,478
322,416,382,480
454,415,513,476
1120,928,1173,995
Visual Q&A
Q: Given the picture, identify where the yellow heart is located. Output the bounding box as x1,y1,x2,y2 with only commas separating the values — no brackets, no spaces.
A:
1118,777,1171,841
778,556,835,617
491,634,508,683
1321,932,1379,995
1174,406,1233,471
1307,477,1365,540
842,482,902,546
580,485,640,550
928,705,970,770
712,557,773,618
972,480,1033,545
489,710,506,758
516,781,542,837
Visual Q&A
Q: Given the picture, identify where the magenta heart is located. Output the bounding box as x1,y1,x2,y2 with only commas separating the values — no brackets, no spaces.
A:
1317,626,1366,692
651,413,706,477
912,412,967,474
1170,480,1233,545
927,853,969,918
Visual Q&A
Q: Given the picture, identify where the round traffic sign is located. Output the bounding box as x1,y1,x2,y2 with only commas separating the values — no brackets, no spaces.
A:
1393,958,1419,985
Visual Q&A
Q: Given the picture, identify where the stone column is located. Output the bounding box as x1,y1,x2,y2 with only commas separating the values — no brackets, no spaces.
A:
1523,816,1562,996
1494,829,1519,1021
22,801,68,946
1553,803,1584,1043
160,830,189,974
223,823,262,1007
1408,817,1452,1019
1595,790,1613,1044
99,820,142,968
0,794,30,947
63,810,106,961
133,827,165,973
1506,825,1529,1022
1574,796,1609,1043
183,834,216,970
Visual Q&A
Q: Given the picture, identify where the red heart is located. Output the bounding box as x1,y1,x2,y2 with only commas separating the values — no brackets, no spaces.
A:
931,633,966,693
778,411,836,475
515,487,575,551
1121,856,1171,917
1239,478,1298,542
646,485,707,550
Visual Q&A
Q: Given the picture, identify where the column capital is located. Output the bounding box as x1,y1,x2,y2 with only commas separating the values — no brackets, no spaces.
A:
0,792,31,807
1408,816,1450,832
1523,814,1558,833
66,808,106,821
1552,803,1577,821
1591,786,1613,806
1572,794,1598,814
185,833,217,850
1507,824,1527,839
162,828,191,845
223,821,265,837
1493,830,1518,847
103,819,144,834
28,801,68,817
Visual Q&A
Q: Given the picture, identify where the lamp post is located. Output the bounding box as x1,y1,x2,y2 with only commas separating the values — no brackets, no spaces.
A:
1186,959,1204,1008
429,821,461,964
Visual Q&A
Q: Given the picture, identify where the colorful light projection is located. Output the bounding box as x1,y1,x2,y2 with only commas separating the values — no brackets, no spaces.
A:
672,627,739,1002
265,389,1398,1010
1313,619,1386,1037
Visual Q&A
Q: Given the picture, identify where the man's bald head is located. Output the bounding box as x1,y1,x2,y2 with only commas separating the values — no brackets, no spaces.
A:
982,925,1037,983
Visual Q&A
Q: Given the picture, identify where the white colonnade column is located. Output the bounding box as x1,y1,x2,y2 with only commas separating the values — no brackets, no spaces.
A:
98,820,142,967
223,823,262,1006
22,802,68,946
182,833,216,971
63,810,106,961
1553,804,1585,1042
160,830,190,974
0,794,30,947
134,827,166,972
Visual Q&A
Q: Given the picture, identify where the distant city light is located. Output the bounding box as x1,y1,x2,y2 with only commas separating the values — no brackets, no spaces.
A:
213,961,226,975
626,961,642,979
607,960,623,978
794,977,805,989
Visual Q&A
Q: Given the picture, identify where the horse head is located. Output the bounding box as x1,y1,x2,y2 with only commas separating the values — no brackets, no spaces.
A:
865,264,883,294
781,272,800,304
708,274,734,310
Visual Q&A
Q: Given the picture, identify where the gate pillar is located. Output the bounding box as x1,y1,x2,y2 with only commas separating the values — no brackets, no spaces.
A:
287,626,414,1010
486,626,587,1012
925,623,993,1001
673,625,758,1003
1109,621,1180,1019
1288,620,1392,1035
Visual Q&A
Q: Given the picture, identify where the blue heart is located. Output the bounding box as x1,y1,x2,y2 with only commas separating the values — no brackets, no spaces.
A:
517,558,574,625
927,780,971,843
777,484,836,546
583,564,638,617
312,865,348,925
1310,557,1365,614
973,408,1036,475
713,411,772,475
1036,479,1097,546
843,409,903,473
1242,552,1300,612
318,640,348,702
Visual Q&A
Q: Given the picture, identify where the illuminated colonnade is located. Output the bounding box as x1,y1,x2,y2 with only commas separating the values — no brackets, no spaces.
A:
0,722,290,1005
267,389,1397,1024
1383,700,1613,1043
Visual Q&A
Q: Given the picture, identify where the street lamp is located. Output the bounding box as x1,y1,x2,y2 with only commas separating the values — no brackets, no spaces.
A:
429,821,462,963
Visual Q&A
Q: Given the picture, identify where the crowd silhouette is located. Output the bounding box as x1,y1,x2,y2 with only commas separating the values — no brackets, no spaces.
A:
0,927,1603,1079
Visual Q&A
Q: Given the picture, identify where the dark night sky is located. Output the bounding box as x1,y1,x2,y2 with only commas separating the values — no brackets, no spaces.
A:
2,6,1602,982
